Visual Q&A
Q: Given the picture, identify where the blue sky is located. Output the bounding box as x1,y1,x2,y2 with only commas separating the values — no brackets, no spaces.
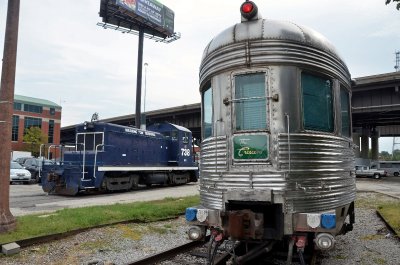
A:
0,0,399,151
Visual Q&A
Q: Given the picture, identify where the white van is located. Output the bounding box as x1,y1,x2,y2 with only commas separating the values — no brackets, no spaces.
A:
373,161,400,177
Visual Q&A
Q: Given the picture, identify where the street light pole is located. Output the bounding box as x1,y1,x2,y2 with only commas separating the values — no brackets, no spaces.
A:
0,0,20,233
144,62,148,113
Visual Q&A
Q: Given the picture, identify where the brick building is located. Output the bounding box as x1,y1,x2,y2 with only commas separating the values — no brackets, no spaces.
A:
11,95,62,151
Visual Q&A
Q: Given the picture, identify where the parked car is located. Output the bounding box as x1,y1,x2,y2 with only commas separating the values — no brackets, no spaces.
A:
355,165,387,179
10,161,32,184
14,156,32,166
22,158,55,183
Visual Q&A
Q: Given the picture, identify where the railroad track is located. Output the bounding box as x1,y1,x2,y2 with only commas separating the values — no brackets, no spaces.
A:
125,237,318,265
127,236,233,265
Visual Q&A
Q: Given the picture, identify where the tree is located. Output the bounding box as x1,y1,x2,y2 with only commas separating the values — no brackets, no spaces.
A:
393,149,400,161
23,127,48,157
379,151,392,161
386,0,400,10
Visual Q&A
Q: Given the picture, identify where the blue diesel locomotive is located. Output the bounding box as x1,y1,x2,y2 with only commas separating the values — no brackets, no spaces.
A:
41,121,198,195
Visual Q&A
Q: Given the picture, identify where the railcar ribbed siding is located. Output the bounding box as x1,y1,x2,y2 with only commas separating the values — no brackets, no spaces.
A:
278,133,356,212
200,136,287,209
199,134,355,212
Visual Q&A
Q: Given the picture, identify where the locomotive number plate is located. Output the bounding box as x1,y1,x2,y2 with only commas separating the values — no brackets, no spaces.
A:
233,135,268,160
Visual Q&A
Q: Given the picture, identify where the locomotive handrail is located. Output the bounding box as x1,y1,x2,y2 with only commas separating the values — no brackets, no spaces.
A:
47,144,63,164
93,144,105,179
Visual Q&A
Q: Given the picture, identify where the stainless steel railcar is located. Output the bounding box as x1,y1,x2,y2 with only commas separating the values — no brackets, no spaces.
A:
185,1,355,263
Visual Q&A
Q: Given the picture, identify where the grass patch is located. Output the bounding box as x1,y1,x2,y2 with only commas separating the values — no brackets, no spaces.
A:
373,257,387,265
147,225,169,235
355,192,397,209
79,240,110,251
361,234,385,241
334,255,347,260
0,195,199,245
377,202,400,236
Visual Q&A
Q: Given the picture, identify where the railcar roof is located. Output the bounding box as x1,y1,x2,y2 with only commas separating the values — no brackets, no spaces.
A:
202,18,343,63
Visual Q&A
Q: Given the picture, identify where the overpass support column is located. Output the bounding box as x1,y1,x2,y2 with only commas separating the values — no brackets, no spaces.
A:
360,128,370,159
371,128,380,161
352,133,361,157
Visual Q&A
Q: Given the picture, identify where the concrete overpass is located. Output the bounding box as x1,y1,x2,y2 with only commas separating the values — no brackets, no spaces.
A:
61,72,400,160
352,71,400,160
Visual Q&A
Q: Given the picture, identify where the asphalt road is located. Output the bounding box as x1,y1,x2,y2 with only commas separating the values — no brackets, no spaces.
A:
9,176,400,216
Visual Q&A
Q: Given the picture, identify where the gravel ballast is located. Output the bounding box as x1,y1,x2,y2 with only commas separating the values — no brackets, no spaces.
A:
0,192,399,265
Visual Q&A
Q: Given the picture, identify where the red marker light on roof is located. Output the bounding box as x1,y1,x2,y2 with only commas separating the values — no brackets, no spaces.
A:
242,3,254,13
240,1,258,20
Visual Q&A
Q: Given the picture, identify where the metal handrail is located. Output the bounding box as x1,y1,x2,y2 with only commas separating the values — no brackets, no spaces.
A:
93,144,105,179
285,113,291,173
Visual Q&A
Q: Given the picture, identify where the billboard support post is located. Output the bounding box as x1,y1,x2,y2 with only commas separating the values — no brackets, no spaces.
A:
135,27,144,129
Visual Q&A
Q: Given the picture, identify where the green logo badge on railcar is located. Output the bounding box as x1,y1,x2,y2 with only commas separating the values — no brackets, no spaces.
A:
233,135,268,160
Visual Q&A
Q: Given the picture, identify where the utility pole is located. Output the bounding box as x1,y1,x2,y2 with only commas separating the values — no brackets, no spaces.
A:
395,51,399,72
0,0,20,233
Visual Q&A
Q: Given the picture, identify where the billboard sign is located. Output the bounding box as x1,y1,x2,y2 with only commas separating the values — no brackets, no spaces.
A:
116,0,174,35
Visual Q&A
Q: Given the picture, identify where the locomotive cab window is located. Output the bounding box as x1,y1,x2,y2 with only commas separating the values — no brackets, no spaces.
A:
202,84,213,139
234,73,267,131
182,132,189,144
340,86,351,137
76,132,104,152
301,73,334,132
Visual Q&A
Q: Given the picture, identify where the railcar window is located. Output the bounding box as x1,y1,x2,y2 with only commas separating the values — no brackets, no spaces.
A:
235,73,266,131
340,86,351,137
203,86,213,138
301,73,333,132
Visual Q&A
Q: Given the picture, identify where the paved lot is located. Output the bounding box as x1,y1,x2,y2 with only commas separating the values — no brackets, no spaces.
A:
9,176,400,216
9,183,199,216
356,176,400,198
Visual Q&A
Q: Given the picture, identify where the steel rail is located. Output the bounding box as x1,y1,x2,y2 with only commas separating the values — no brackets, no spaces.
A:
127,236,211,265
